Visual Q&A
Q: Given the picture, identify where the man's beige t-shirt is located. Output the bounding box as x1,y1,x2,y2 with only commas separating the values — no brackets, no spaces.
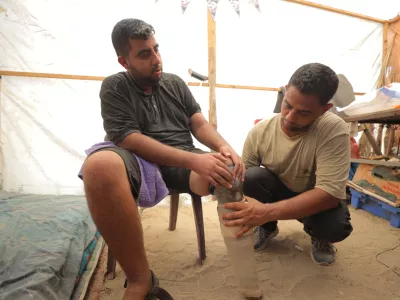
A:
242,112,350,199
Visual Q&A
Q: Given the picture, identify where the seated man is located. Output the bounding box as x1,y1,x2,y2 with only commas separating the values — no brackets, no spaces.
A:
80,19,245,300
222,63,353,266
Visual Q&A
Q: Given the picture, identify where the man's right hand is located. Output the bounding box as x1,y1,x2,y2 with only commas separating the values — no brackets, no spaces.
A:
190,153,234,189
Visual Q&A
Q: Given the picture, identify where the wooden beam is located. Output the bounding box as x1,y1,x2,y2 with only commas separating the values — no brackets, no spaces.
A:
385,125,395,157
285,0,387,24
388,14,400,24
350,158,400,167
342,108,400,124
0,70,104,81
383,22,389,85
383,22,389,66
360,124,383,156
187,81,365,95
207,8,217,129
187,82,279,92
0,70,367,96
347,180,398,207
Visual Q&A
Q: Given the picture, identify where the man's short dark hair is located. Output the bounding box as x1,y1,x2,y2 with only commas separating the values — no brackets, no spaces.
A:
288,63,339,105
111,18,155,57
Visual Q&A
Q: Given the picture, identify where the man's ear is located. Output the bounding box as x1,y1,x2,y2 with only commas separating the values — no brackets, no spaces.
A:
118,56,129,70
322,103,333,112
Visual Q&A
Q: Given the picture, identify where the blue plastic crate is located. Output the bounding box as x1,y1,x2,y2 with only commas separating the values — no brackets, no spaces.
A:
350,189,400,228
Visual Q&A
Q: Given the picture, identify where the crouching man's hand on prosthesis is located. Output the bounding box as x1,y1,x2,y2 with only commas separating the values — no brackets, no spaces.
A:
222,196,270,238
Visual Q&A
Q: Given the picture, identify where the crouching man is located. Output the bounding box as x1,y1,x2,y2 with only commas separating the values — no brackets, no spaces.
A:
222,63,353,266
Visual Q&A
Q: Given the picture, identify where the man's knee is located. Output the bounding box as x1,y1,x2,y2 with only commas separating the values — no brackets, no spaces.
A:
304,218,353,243
243,166,275,195
82,151,127,187
190,155,235,196
244,166,265,184
224,157,234,167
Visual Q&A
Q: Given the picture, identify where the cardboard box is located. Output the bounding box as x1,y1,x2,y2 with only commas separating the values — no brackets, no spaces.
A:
352,163,400,207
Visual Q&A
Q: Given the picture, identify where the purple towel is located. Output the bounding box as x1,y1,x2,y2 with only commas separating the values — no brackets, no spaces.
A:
78,141,169,208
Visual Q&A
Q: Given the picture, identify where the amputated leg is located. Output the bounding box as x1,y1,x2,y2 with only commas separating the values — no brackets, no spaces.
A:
214,166,263,299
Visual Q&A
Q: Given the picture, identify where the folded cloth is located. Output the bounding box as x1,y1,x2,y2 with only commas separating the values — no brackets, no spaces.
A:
78,142,169,208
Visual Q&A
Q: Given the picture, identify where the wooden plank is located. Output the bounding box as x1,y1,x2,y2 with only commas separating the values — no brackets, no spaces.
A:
207,8,217,129
0,70,105,81
385,125,395,157
352,163,400,206
350,158,400,167
388,14,400,24
187,82,365,95
187,82,279,91
383,21,389,79
360,124,382,155
342,108,400,123
285,0,387,24
0,70,367,96
347,181,399,207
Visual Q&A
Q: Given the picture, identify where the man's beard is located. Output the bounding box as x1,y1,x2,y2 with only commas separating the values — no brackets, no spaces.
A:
128,66,162,87
281,117,311,132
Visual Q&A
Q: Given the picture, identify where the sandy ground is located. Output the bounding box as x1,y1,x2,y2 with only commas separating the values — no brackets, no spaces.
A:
90,198,400,300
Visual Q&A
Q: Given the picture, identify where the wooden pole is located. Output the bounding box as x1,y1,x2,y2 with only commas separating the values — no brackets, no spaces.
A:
285,0,387,24
360,124,382,156
0,76,3,189
388,14,400,24
383,22,389,85
207,8,217,129
187,82,366,95
188,82,279,92
0,70,367,96
385,125,395,157
0,70,104,81
347,180,398,208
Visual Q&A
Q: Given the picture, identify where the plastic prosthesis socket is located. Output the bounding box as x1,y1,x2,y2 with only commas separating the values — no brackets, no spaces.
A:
214,170,263,299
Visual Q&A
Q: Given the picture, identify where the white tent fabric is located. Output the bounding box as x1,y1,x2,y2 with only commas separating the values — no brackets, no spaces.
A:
0,0,398,195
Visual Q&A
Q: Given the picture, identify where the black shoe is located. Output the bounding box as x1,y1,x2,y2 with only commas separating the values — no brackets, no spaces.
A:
253,226,279,251
124,270,174,300
310,238,337,266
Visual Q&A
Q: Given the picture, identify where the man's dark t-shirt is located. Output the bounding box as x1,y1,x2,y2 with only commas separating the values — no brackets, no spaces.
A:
100,71,201,150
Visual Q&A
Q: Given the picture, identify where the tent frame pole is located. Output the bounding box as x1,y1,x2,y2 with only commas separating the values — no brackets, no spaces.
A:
207,8,217,129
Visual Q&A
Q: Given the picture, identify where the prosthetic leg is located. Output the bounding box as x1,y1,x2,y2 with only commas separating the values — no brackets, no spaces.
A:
214,167,263,299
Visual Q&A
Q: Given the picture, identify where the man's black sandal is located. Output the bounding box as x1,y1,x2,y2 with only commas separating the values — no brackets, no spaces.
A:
124,270,174,300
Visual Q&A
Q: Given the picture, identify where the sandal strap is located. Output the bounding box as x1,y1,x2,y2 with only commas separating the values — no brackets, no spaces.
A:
124,270,174,300
145,286,174,300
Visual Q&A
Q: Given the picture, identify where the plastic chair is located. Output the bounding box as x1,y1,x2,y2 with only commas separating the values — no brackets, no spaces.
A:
106,190,206,280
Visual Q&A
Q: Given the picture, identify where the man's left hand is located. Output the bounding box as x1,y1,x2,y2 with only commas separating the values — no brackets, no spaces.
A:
222,197,269,238
219,145,245,181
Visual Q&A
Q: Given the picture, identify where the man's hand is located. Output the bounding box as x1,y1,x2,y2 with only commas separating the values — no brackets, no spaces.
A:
222,197,269,238
190,153,234,189
219,145,246,182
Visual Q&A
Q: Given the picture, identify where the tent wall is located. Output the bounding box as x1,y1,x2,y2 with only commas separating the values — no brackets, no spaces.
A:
0,0,390,195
